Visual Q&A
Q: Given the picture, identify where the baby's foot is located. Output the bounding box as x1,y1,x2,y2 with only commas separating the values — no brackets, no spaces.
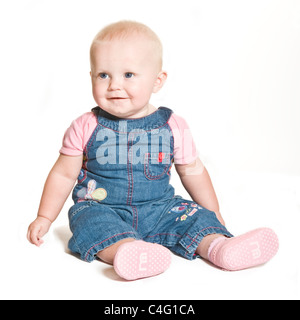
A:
208,228,279,271
113,241,172,280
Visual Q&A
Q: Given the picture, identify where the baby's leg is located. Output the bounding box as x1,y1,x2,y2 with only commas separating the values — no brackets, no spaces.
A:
196,228,279,271
98,240,172,280
97,238,136,264
196,233,225,260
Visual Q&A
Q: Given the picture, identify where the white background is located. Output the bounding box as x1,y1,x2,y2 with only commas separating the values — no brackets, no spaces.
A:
0,0,299,300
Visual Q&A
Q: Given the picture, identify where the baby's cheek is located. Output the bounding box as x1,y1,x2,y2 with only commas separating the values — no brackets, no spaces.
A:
93,91,106,106
131,87,152,105
92,83,106,98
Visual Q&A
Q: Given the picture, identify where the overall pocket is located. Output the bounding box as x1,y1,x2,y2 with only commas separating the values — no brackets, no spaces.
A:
144,152,172,180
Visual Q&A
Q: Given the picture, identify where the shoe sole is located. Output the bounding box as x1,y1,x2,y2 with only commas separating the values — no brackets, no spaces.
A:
219,228,279,271
113,241,172,280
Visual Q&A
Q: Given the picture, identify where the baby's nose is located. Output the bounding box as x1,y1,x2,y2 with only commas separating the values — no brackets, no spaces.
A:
108,77,122,91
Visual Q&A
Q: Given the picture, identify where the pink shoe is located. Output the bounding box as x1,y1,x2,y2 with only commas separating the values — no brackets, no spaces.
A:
113,241,172,280
209,228,279,271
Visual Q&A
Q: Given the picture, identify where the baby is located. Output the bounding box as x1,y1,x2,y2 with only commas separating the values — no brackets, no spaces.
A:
27,21,279,280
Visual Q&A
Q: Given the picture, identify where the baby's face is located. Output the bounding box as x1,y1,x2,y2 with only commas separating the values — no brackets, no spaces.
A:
90,36,165,119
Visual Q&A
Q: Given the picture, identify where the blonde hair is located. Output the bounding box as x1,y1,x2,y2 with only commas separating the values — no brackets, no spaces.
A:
90,20,163,70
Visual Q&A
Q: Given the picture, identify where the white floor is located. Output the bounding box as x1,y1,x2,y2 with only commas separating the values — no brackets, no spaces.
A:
1,170,299,300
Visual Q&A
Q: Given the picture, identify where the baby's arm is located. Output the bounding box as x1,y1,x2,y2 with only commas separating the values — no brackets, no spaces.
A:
175,158,225,225
27,154,83,246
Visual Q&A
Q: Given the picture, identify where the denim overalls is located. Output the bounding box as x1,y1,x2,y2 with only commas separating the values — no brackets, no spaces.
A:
68,107,232,262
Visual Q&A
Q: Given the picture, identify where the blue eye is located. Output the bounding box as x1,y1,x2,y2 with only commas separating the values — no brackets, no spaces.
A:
99,73,109,79
124,72,134,79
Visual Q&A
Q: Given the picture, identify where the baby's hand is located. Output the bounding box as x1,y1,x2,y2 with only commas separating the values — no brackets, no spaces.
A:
27,216,52,247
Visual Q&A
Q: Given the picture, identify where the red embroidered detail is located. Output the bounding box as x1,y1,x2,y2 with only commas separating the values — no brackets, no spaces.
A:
158,152,165,163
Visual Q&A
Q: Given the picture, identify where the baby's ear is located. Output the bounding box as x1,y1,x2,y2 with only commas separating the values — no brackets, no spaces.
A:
153,71,167,93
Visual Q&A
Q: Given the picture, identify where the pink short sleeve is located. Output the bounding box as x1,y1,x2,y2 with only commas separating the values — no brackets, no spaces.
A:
168,114,198,165
59,112,97,156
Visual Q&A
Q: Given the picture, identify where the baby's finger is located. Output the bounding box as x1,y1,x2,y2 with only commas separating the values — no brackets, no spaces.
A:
37,238,44,246
27,228,35,244
28,227,41,246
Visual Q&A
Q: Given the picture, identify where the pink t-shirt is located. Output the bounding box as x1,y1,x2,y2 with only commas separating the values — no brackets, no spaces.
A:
60,111,198,165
